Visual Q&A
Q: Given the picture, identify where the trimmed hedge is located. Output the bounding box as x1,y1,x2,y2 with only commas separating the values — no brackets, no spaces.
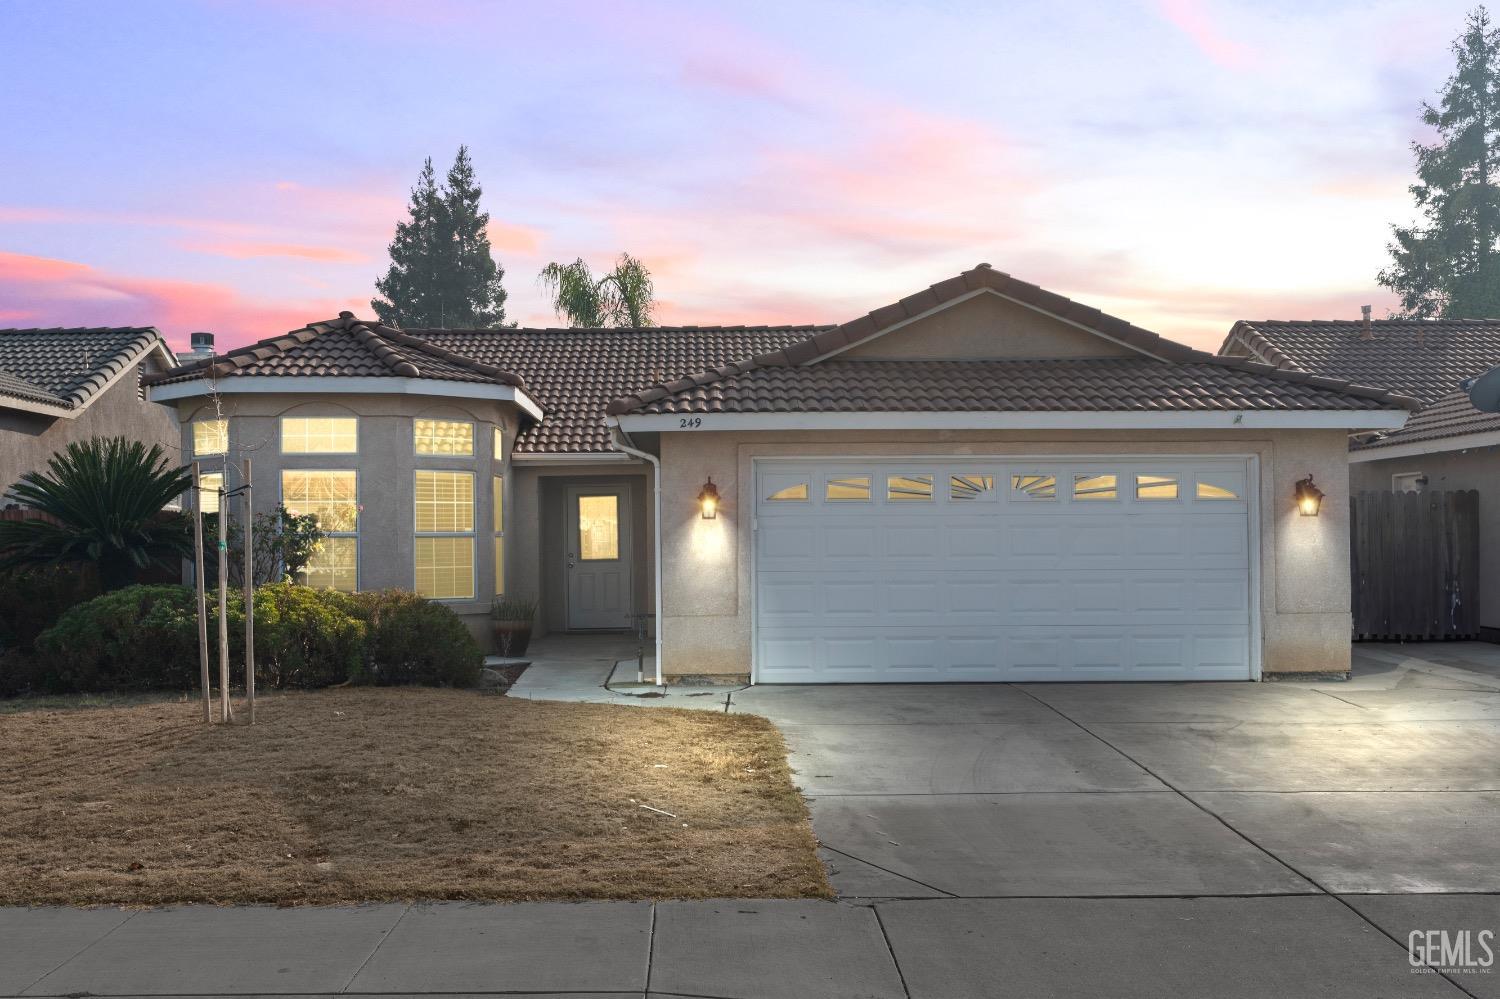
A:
14,583,478,695
350,589,483,688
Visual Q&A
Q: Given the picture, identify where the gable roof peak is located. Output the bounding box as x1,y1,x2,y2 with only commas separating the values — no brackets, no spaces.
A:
143,315,526,390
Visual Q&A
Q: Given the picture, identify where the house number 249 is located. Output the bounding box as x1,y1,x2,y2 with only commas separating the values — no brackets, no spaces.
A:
678,417,703,428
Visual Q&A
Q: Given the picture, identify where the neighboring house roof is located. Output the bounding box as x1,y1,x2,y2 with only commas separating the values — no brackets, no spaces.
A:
1351,387,1500,452
0,326,170,414
144,312,525,389
410,326,828,453
1220,319,1500,406
612,357,1408,416
608,265,1421,417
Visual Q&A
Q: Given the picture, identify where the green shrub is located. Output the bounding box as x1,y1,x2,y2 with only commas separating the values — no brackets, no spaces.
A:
350,589,482,687
251,583,365,688
0,565,97,655
0,648,52,697
36,584,212,692
27,584,476,694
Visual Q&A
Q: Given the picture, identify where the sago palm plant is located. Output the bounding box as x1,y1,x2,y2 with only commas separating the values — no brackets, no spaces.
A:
0,437,193,590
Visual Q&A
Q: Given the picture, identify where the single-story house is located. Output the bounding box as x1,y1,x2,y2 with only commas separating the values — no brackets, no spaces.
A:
0,326,180,494
1220,317,1500,636
144,265,1416,682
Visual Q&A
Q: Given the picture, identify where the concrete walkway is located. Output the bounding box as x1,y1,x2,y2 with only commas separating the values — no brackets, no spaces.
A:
7,640,1500,997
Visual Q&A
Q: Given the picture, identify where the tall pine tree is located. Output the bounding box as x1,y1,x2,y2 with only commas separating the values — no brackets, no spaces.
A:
372,147,510,328
371,158,445,328
1379,7,1500,318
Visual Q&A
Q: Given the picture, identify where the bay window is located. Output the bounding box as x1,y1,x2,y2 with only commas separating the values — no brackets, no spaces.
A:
282,470,358,591
415,470,475,599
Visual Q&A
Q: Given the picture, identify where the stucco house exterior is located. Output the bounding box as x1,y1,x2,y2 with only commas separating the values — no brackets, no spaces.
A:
1220,317,1500,637
0,326,180,495
145,266,1415,681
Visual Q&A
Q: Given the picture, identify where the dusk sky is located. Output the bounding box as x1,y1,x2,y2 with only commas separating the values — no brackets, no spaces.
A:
0,0,1478,351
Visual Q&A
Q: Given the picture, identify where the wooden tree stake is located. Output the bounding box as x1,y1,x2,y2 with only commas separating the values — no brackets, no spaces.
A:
243,458,255,725
192,462,211,724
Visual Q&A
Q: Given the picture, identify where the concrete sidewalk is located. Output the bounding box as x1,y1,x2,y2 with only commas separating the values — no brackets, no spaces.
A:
2,895,1485,998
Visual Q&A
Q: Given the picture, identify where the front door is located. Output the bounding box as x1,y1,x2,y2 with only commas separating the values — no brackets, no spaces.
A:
566,486,633,630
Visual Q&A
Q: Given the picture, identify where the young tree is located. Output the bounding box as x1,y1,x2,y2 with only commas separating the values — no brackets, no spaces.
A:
538,253,657,327
0,438,192,591
1379,7,1500,318
372,148,510,328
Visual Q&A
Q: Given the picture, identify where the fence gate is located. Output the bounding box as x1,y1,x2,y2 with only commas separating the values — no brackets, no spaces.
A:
1350,489,1479,640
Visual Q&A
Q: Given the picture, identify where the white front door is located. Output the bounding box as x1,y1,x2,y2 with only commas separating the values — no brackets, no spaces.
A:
566,486,633,630
754,458,1255,682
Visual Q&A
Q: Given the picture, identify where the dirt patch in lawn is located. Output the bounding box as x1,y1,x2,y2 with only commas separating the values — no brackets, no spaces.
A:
0,689,830,905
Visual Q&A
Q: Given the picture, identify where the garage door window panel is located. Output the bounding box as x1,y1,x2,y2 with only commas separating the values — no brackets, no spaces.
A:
825,475,871,501
1072,474,1118,501
1195,471,1245,501
765,474,809,502
887,474,933,501
1135,474,1180,500
950,474,997,501
1011,474,1056,500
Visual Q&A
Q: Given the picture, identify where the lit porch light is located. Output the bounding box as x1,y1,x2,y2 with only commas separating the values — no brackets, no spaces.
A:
697,477,720,519
1295,475,1324,516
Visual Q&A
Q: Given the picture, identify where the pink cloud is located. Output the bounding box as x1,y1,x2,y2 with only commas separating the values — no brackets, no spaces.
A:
486,221,543,255
1153,0,1257,70
183,240,368,263
0,250,363,350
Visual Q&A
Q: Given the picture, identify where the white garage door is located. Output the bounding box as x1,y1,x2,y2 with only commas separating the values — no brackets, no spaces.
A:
754,458,1255,682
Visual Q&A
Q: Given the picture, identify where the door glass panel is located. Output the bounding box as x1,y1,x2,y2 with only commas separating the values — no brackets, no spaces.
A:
578,495,620,560
767,482,809,501
950,474,996,500
1011,474,1056,499
1073,474,1117,500
1197,480,1240,500
887,474,933,501
825,475,871,501
1135,474,1179,500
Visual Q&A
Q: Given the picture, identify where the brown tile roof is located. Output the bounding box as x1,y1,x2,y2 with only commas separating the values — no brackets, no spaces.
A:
1221,319,1500,406
613,357,1408,416
143,313,525,390
771,262,1201,367
0,326,166,411
1352,387,1500,451
414,326,828,453
609,265,1420,417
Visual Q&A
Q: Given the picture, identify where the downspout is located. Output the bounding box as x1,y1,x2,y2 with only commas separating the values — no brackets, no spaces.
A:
608,419,663,686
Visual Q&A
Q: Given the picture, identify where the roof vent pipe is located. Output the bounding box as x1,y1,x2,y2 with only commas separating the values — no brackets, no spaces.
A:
1360,306,1372,341
189,331,215,355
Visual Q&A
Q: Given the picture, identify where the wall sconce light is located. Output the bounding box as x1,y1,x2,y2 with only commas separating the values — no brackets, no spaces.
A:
697,477,720,519
1295,474,1324,516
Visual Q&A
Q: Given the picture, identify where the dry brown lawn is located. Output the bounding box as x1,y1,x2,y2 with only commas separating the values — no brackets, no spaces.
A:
0,689,830,905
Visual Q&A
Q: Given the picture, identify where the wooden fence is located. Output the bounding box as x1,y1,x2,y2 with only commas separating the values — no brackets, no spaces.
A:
1351,489,1480,640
